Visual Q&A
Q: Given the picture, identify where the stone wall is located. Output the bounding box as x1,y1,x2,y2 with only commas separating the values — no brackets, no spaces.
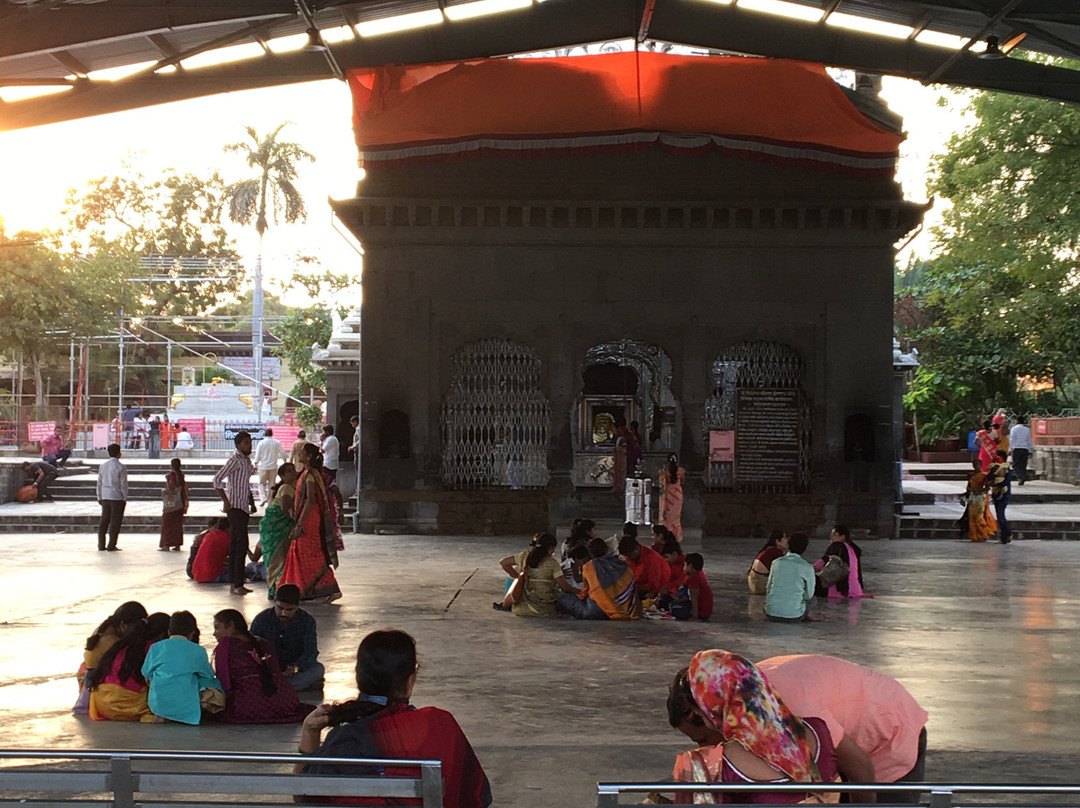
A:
332,148,922,536
1032,446,1080,485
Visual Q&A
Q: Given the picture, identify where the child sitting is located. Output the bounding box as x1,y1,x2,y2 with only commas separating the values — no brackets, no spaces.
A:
659,540,687,595
764,531,816,622
141,611,222,725
668,553,713,621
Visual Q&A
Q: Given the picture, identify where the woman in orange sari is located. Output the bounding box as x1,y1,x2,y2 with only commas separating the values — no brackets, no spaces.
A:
659,453,685,541
961,459,997,542
280,443,341,603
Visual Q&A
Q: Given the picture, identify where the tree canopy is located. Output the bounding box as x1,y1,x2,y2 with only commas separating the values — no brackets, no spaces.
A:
898,78,1080,441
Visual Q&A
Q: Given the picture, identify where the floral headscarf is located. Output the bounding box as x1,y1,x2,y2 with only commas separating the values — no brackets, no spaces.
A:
687,649,820,783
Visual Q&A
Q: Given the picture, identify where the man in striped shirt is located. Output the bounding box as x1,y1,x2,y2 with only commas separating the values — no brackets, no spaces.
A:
213,430,256,596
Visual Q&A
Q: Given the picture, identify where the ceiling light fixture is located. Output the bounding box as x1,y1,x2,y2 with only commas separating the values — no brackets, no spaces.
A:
303,27,326,53
979,35,1005,60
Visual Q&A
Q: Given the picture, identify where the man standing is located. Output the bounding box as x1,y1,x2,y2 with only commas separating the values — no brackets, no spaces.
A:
1010,415,1032,485
40,426,71,467
289,429,312,467
252,427,287,505
96,443,128,551
348,414,360,463
320,425,340,482
250,584,325,691
213,431,256,595
147,415,162,460
21,459,59,502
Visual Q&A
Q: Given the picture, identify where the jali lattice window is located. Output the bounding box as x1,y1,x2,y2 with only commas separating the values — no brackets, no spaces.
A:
441,338,550,489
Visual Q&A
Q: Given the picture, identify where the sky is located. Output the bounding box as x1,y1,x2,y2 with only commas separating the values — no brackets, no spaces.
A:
0,66,971,299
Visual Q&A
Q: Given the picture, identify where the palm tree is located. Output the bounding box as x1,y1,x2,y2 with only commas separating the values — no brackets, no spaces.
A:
224,123,314,417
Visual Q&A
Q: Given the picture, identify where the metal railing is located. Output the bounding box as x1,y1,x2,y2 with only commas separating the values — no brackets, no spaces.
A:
0,749,443,808
596,781,1080,808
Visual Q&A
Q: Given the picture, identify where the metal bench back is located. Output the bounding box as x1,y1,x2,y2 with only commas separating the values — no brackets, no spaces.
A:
597,781,1080,807
0,749,443,808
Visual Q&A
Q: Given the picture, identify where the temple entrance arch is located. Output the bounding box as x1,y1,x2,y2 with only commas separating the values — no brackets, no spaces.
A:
571,340,681,487
704,340,812,492
440,338,550,490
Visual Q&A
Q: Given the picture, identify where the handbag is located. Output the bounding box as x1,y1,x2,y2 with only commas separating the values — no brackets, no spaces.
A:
816,554,850,589
161,486,184,512
199,686,226,714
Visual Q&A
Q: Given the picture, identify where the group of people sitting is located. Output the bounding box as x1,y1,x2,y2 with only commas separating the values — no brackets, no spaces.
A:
665,651,927,804
493,520,712,621
747,525,870,622
74,587,325,725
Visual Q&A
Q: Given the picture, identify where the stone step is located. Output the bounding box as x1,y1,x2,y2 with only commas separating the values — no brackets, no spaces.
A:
897,516,1080,540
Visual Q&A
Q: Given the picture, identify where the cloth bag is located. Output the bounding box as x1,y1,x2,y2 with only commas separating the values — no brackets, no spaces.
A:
199,687,226,714
161,486,184,512
816,555,850,590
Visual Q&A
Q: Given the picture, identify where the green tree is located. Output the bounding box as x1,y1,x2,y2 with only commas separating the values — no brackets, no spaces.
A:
224,123,315,406
271,307,331,400
63,167,242,318
0,232,137,409
901,76,1080,432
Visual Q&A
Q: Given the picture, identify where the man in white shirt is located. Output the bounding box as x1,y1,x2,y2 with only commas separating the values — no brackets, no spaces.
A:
1009,415,1033,486
320,424,340,482
96,443,129,551
253,427,288,505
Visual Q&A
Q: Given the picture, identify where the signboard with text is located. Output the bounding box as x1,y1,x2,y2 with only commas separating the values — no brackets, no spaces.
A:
221,356,281,380
224,423,268,442
734,388,801,486
28,421,56,442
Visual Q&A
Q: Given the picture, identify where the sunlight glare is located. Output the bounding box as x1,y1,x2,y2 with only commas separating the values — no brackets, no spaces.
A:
445,0,532,21
828,11,913,40
737,0,822,23
180,42,266,70
356,9,443,37
0,85,73,103
914,29,967,50
87,61,159,82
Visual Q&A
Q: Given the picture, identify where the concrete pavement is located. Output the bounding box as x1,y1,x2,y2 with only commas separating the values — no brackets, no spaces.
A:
3,529,1080,805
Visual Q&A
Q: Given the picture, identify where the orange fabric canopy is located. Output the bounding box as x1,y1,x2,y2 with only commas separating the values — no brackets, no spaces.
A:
348,52,901,176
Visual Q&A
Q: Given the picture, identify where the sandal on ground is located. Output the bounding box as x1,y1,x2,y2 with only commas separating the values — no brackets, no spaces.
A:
492,601,511,612
230,586,252,595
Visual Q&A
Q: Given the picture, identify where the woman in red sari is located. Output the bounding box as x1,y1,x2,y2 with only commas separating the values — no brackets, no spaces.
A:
280,443,341,603
659,453,686,541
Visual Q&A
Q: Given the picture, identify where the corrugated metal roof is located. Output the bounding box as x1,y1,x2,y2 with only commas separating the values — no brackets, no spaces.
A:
1,0,1079,128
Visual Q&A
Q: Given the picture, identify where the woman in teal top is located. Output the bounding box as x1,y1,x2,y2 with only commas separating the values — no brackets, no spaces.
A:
141,611,221,725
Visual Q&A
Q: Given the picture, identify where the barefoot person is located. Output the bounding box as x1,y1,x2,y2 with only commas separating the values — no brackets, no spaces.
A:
213,431,256,595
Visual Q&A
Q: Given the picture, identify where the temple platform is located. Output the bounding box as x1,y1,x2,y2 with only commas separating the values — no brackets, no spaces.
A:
2,530,1079,806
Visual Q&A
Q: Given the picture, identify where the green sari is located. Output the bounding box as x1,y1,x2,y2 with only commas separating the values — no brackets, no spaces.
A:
259,484,295,598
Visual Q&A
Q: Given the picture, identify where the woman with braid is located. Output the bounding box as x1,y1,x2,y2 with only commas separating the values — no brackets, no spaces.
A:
211,609,313,724
298,629,491,808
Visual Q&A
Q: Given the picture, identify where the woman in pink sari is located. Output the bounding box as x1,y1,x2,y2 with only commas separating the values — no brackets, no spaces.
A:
659,453,685,541
814,524,871,598
279,443,341,603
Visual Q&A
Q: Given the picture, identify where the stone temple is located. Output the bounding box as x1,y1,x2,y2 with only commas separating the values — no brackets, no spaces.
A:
314,52,926,537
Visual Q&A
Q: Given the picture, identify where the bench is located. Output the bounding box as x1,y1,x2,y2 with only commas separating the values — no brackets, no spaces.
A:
596,780,1080,807
0,749,443,807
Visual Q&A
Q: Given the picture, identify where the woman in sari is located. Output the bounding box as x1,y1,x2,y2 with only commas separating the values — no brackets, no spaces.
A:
814,524,871,598
666,649,839,804
86,612,170,722
259,462,298,598
211,609,313,724
659,453,685,541
961,459,997,541
280,443,341,603
975,420,1000,472
75,601,147,713
298,629,492,808
159,458,189,551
